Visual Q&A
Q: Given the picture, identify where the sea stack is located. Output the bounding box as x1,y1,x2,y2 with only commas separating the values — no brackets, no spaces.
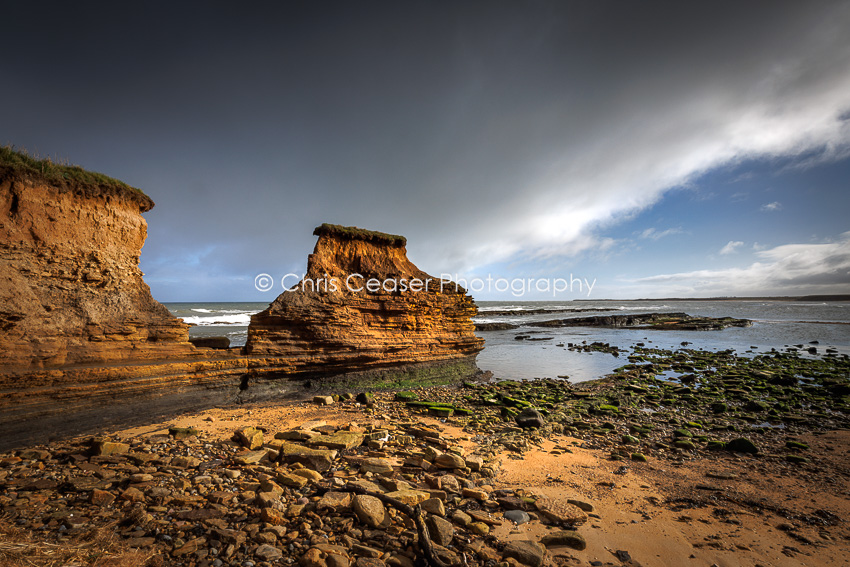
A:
246,223,484,385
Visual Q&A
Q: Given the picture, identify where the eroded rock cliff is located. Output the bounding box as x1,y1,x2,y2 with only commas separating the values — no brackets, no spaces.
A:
246,223,484,378
0,160,195,370
0,151,242,449
0,153,483,449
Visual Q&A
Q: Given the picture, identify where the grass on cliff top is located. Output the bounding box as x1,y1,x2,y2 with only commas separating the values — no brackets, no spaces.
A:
0,145,148,199
314,223,407,246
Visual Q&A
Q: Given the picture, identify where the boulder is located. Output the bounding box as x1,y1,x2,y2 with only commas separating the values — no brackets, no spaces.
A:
516,408,546,429
352,494,387,528
426,515,454,546
726,437,759,454
503,540,546,567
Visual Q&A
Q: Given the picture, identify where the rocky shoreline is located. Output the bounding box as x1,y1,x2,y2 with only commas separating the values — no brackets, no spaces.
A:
475,313,752,332
1,346,848,567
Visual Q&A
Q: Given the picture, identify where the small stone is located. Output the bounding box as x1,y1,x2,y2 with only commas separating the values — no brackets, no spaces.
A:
534,496,588,525
168,427,199,440
300,547,325,567
276,429,321,441
90,489,115,506
434,453,465,469
235,427,264,450
278,471,310,489
129,473,154,483
18,449,51,460
314,395,334,405
432,545,458,565
235,449,268,465
452,509,472,527
120,487,145,502
726,437,759,454
360,457,394,474
462,487,489,500
171,455,201,468
292,468,324,482
260,508,286,526
706,471,738,480
280,442,338,472
468,521,490,535
504,510,530,524
307,432,364,451
426,515,454,546
172,537,205,557
503,540,546,567
516,408,546,429
387,554,415,567
351,544,382,558
255,544,283,561
92,440,129,456
421,498,445,516
352,494,387,528
385,489,429,505
317,491,353,512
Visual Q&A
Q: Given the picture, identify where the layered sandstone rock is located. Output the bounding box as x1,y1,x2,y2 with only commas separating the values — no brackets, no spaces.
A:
0,167,195,370
0,153,483,448
246,223,484,377
0,154,239,449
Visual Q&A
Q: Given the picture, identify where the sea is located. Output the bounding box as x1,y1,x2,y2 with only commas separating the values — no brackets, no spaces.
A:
165,299,850,383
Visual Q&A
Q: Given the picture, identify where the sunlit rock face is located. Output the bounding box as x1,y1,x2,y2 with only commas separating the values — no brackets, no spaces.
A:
0,174,194,371
0,166,240,450
246,223,484,377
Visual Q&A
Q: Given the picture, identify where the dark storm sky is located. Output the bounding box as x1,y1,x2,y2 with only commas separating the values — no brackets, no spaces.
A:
4,1,850,300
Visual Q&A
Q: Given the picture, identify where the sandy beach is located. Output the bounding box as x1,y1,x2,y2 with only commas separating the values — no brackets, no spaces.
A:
2,371,848,567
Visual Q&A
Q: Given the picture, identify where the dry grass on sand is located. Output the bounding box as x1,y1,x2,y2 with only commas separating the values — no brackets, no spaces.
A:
0,518,151,567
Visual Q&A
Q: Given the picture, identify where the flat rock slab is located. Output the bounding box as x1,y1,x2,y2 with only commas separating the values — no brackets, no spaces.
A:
534,496,588,526
385,489,430,505
278,442,338,472
360,457,394,474
306,432,364,451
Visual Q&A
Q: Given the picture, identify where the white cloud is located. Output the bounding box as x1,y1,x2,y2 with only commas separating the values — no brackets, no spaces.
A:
624,232,850,296
719,241,745,255
760,201,783,212
639,227,683,240
404,3,850,274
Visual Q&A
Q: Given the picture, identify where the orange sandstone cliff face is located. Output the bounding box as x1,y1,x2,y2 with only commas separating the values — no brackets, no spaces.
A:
0,167,245,450
245,224,484,377
0,174,194,370
0,168,483,449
